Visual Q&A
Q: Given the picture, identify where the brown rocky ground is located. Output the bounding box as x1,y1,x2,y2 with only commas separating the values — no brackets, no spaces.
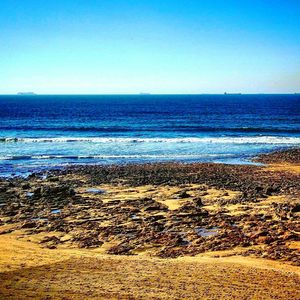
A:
0,148,299,299
255,147,300,164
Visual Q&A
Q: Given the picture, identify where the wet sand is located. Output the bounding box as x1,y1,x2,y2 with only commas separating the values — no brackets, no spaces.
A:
0,149,299,299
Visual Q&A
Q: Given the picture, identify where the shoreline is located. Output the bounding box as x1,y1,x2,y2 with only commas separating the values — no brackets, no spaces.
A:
1,139,299,179
0,148,299,298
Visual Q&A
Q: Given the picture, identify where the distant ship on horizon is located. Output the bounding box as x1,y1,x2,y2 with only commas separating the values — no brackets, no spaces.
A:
224,92,242,95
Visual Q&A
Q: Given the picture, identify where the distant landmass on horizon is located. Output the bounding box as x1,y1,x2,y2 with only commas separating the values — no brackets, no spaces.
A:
17,92,37,96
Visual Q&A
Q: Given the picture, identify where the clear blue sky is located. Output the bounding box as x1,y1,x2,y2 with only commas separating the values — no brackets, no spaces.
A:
1,0,300,94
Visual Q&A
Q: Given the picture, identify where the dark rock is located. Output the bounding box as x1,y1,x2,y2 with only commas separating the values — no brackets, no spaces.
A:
8,182,15,188
107,243,135,255
22,183,31,190
144,202,168,212
21,221,37,229
40,235,61,244
178,191,191,198
194,198,203,207
291,204,300,213
48,177,60,182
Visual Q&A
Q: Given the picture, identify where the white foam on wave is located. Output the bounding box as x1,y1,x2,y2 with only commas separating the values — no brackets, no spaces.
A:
1,136,300,144
0,153,235,161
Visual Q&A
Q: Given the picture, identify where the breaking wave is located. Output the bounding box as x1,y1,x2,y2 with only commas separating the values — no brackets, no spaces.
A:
1,136,300,144
0,154,236,161
1,125,300,133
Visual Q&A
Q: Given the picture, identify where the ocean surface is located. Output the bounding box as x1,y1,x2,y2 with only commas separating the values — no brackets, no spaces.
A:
0,94,299,177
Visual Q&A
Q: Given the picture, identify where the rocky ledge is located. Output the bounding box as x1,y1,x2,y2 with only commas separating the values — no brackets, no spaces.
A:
0,149,299,264
255,148,300,164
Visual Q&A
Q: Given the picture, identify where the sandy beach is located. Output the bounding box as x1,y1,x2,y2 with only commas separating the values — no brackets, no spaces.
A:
0,148,299,299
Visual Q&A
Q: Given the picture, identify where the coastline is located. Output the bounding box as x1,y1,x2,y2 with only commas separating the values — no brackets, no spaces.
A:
0,148,299,299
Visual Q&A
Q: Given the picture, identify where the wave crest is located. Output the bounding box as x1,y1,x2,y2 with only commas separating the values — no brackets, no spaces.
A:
0,154,236,161
1,136,300,144
1,125,300,134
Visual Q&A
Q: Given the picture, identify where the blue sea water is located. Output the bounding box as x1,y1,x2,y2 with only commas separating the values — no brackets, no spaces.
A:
0,94,300,177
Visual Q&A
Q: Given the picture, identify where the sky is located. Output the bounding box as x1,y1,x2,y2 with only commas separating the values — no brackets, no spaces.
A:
0,0,300,94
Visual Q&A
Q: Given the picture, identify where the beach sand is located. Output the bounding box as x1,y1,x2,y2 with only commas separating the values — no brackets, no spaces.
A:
0,231,299,299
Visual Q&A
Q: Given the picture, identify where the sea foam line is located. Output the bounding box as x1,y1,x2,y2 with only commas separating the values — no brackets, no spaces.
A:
1,136,300,144
0,154,235,161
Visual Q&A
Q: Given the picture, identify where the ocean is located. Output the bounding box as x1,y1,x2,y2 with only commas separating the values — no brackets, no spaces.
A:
0,94,299,177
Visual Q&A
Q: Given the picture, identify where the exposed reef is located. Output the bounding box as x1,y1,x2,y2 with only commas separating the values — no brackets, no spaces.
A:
0,149,299,264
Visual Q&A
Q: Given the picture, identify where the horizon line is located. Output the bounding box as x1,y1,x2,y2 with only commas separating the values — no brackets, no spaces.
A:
0,92,299,96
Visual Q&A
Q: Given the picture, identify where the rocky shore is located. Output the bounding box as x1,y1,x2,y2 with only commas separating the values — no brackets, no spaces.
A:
0,149,299,264
255,147,300,164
